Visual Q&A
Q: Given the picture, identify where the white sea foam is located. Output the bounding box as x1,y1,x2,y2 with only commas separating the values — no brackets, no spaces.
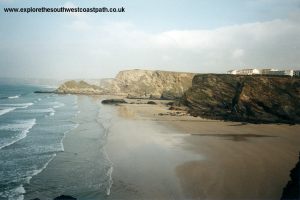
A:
2,154,56,200
106,164,114,196
59,123,79,152
97,106,114,196
49,112,55,116
25,108,55,113
0,103,34,109
0,119,36,149
0,107,16,116
8,95,20,99
0,184,25,200
25,154,56,184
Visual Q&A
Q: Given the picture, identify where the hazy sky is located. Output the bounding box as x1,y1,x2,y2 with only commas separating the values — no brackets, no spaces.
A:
0,0,300,79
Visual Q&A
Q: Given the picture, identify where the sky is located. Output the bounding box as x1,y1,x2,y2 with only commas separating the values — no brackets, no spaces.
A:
0,0,300,79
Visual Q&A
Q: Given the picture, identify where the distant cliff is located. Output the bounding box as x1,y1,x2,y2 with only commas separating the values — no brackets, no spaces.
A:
56,80,104,95
56,69,195,99
183,74,300,123
115,69,195,99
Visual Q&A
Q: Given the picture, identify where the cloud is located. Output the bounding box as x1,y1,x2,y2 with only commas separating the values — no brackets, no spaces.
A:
64,16,300,75
232,49,245,59
1,15,300,79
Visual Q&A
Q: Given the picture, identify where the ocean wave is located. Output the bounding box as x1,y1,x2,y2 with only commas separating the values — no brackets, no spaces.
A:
0,154,55,200
0,184,25,200
0,119,36,150
0,103,34,109
25,154,56,184
59,123,79,152
0,95,20,99
49,112,55,117
0,108,16,116
8,95,20,99
24,108,55,113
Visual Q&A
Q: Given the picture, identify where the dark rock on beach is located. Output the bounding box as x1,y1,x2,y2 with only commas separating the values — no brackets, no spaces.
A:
53,195,77,200
34,91,55,94
281,153,300,200
101,99,127,105
183,74,300,124
147,101,157,105
30,195,77,200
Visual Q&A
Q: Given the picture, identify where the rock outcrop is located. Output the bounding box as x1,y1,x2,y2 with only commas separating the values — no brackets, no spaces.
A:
56,69,195,99
101,99,127,105
56,80,104,95
281,153,300,200
183,74,300,123
30,195,77,200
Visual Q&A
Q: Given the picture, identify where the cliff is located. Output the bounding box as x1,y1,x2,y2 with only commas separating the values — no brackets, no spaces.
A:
56,69,195,99
183,74,300,123
115,69,195,99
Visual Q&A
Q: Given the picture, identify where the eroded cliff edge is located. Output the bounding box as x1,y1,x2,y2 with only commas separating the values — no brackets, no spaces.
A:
183,74,300,123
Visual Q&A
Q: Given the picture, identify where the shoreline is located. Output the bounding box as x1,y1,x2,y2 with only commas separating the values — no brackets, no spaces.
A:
24,96,300,199
24,96,113,200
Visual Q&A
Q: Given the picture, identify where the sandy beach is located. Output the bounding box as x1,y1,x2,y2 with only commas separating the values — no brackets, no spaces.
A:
24,96,300,199
117,99,300,199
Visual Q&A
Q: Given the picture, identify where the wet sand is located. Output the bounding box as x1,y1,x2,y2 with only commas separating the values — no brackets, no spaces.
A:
119,100,300,199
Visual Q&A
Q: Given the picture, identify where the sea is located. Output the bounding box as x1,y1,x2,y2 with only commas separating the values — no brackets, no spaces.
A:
0,82,78,200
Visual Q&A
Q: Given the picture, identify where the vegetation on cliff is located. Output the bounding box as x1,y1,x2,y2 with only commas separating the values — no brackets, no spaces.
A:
183,74,300,123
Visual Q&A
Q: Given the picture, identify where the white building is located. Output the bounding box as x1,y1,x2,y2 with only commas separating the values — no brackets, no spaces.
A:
293,70,300,76
227,68,298,76
269,69,294,76
227,68,260,75
260,68,279,75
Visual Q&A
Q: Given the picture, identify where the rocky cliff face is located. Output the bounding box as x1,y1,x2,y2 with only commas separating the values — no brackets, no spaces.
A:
115,69,195,99
56,69,195,99
183,74,300,123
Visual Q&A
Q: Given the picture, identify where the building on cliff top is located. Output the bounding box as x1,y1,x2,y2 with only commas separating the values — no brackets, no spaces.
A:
293,70,300,76
268,69,294,76
227,68,260,75
227,68,299,77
